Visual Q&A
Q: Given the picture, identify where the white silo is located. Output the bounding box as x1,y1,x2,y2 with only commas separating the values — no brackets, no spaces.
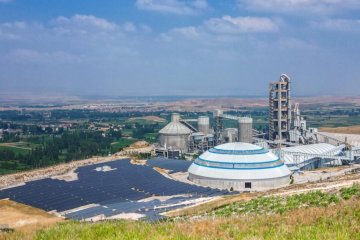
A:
198,116,210,134
238,117,253,143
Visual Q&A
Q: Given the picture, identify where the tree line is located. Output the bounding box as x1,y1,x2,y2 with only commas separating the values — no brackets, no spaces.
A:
0,130,120,171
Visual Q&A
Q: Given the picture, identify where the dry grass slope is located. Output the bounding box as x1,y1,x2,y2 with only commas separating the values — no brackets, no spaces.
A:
33,199,360,240
0,199,63,240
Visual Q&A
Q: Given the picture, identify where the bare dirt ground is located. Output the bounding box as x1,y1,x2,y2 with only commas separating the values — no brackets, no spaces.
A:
129,116,166,122
319,125,360,134
0,199,63,240
121,141,155,156
51,167,78,182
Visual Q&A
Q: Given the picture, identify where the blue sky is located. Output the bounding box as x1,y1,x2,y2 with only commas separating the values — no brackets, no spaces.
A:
0,0,359,97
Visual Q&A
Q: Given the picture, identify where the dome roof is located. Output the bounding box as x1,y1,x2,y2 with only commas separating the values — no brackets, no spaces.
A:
159,122,192,135
188,142,291,180
200,142,276,164
212,142,262,151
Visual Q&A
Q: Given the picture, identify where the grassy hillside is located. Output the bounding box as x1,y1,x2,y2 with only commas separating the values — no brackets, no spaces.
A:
34,200,359,240
29,185,360,240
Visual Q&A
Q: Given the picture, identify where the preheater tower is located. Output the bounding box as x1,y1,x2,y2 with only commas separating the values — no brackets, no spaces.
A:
269,74,292,141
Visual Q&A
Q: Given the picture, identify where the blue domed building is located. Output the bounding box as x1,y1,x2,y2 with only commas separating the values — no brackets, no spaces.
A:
188,142,291,191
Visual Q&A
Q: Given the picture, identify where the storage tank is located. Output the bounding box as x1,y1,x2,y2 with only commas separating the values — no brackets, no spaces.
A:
198,116,210,134
158,113,193,153
238,117,253,143
223,128,238,142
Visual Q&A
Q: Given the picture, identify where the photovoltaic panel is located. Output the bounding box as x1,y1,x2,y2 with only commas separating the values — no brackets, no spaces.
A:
0,159,235,220
147,158,192,173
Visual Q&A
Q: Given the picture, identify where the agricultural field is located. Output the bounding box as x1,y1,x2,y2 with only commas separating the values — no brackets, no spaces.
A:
319,125,360,134
305,115,360,128
120,129,134,137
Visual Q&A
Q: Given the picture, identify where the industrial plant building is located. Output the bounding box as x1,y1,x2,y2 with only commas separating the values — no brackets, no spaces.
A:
156,74,360,174
188,142,291,191
156,113,216,158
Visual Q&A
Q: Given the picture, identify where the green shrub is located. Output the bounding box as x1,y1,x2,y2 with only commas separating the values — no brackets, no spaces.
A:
340,184,360,200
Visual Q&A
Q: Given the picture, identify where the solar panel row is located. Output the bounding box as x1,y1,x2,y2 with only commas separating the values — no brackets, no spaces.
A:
146,158,192,173
0,159,233,220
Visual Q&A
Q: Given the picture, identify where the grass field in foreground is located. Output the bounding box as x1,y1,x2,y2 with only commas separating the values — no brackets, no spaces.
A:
29,185,360,240
33,199,360,240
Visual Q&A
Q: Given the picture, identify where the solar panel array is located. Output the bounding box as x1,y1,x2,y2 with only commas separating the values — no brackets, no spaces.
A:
146,158,192,173
0,159,232,220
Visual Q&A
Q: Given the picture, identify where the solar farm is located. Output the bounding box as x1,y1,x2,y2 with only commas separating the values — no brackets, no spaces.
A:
0,159,232,221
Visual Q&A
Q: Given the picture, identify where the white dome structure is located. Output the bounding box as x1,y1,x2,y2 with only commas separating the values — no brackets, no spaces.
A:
188,142,291,191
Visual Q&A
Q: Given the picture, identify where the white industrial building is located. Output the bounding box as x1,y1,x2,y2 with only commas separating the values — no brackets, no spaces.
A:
277,143,344,170
188,142,291,191
318,132,360,148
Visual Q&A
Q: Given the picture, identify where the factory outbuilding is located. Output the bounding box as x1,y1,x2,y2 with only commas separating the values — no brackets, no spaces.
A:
188,142,291,191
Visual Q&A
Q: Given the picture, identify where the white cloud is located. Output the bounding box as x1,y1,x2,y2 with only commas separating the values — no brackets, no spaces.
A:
161,15,279,42
238,0,360,14
122,22,152,34
165,26,200,39
51,15,117,35
0,15,152,66
204,16,279,34
2,21,27,29
135,0,208,15
0,21,32,40
49,15,152,36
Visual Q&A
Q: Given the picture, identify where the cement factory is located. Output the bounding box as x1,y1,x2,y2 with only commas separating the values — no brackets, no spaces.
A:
1,74,360,224
156,74,360,190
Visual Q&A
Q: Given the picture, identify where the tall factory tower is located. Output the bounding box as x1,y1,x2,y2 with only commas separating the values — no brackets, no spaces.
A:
269,74,292,141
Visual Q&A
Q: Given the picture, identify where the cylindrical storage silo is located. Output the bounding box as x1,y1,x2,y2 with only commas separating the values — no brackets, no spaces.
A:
198,116,210,134
238,117,253,143
159,113,193,153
